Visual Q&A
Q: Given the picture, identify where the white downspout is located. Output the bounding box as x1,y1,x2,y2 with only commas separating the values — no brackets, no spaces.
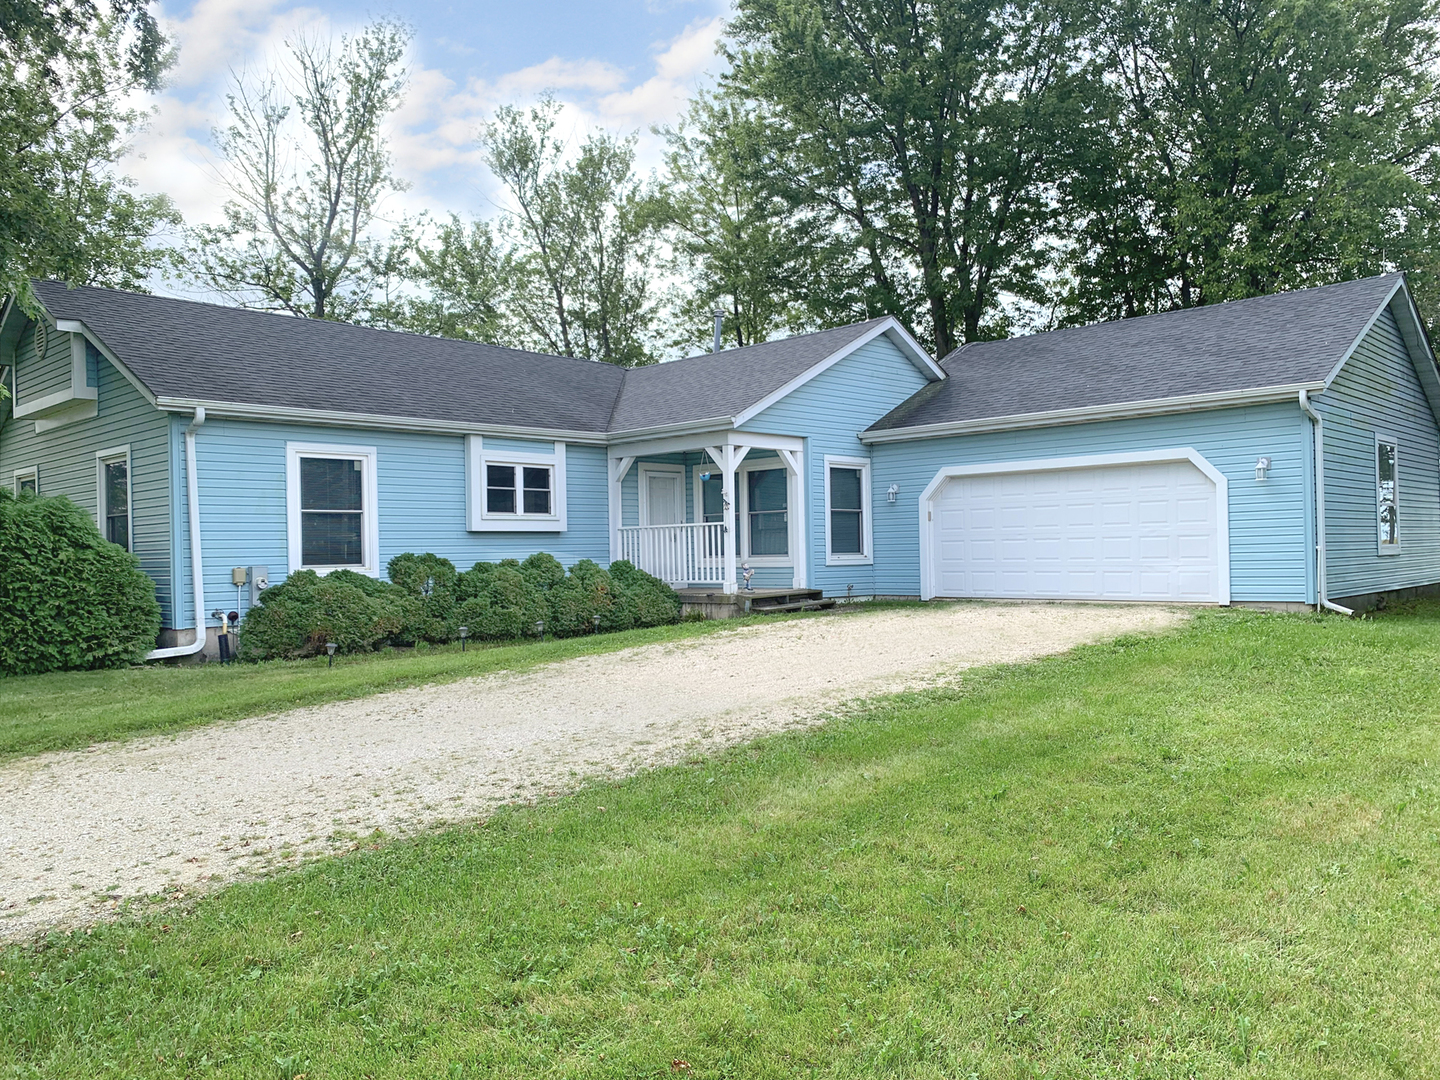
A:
1299,390,1354,616
146,407,209,659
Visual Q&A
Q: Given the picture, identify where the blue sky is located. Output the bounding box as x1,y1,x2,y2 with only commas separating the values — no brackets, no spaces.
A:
125,0,731,226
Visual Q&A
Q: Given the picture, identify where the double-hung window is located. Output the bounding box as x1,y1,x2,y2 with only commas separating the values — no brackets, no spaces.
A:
13,467,37,497
95,446,131,551
746,467,789,558
825,456,873,564
466,437,567,531
287,443,379,575
1377,436,1400,553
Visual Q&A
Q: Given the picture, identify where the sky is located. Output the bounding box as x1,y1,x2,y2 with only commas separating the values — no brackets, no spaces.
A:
123,0,733,230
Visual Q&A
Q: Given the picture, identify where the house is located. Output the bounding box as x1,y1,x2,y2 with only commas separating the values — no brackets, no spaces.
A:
1,273,1437,658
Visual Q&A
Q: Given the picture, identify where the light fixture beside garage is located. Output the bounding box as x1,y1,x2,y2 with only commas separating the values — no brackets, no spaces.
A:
887,483,899,503
1255,456,1272,481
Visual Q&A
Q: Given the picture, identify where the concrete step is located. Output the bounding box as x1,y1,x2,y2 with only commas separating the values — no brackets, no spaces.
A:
750,597,836,614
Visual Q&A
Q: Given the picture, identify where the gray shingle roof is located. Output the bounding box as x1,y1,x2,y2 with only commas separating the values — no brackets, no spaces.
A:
607,319,891,432
29,283,900,436
32,281,627,433
869,274,1408,432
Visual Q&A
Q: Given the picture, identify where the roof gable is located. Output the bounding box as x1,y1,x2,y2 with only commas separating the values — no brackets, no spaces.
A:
866,274,1414,436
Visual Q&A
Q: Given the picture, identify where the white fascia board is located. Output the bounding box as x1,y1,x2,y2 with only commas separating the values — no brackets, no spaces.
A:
1384,283,1440,426
1318,278,1408,389
731,318,943,430
154,397,610,444
603,415,736,442
858,382,1325,443
608,428,803,460
54,318,158,405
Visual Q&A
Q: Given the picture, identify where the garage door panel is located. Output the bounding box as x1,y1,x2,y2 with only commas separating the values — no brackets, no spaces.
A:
929,459,1220,602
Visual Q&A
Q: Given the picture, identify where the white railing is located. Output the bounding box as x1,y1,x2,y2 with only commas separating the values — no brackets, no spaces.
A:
618,522,726,586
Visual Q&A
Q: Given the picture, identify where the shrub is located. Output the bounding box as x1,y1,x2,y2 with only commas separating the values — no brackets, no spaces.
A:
518,551,565,592
386,553,459,643
240,570,403,660
455,560,499,603
455,565,547,641
325,569,426,645
608,560,682,628
546,559,616,637
0,491,162,675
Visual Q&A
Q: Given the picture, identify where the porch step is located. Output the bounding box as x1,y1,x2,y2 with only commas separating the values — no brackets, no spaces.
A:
749,597,837,614
745,588,834,614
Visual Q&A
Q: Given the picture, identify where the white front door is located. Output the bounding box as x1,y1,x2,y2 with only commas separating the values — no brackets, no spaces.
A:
927,459,1222,602
642,469,684,525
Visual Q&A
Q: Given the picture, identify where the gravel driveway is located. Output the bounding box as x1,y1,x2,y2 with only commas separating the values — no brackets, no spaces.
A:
0,602,1183,941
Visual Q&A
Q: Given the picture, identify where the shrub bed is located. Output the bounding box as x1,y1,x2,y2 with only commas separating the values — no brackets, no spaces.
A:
0,491,162,675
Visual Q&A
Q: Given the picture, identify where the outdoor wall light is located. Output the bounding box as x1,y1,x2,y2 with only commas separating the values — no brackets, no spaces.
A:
887,483,900,503
1255,456,1272,481
325,641,338,667
458,625,469,652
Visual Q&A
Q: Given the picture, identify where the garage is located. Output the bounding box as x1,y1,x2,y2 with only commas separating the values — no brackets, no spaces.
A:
921,451,1229,604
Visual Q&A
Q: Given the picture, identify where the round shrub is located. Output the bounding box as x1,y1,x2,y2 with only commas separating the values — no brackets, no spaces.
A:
456,560,499,603
0,491,162,675
455,565,547,641
386,553,459,643
519,551,565,592
240,570,403,660
609,559,682,628
326,569,425,645
546,559,616,637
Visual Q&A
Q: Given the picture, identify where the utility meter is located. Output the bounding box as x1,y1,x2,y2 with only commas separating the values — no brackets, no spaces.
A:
248,566,269,605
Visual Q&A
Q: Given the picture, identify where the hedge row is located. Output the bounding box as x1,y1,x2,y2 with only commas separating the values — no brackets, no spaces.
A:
240,552,681,660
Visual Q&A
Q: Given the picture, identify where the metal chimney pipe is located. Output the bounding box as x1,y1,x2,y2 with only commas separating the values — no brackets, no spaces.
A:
712,308,725,353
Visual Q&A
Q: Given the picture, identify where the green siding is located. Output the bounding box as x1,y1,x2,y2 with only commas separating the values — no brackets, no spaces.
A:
0,352,174,625
1315,307,1440,597
13,321,74,404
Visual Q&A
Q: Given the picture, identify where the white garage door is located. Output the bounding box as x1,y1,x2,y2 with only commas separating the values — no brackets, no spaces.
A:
928,459,1222,602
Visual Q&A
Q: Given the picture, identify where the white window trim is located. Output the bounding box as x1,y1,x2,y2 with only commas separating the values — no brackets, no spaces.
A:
1375,432,1401,556
824,455,873,566
12,465,38,496
465,435,567,532
286,441,380,576
738,456,793,567
94,444,132,552
637,462,685,526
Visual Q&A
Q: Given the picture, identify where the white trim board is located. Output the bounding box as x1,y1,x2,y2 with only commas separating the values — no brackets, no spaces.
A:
285,441,381,576
916,447,1231,605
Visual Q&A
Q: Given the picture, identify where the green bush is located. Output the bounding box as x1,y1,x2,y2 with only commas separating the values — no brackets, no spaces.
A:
546,559,616,637
0,491,162,675
386,553,459,643
609,559,682,628
240,570,403,660
455,565,547,641
455,560,499,603
325,569,426,645
518,551,565,592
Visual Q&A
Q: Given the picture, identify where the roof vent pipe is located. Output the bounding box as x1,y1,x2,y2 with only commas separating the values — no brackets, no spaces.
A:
712,308,725,354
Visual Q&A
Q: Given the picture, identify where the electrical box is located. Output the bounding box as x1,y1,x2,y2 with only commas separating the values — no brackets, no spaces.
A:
231,566,248,587
248,566,269,605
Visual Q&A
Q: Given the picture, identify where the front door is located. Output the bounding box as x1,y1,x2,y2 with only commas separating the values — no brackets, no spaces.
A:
643,470,684,525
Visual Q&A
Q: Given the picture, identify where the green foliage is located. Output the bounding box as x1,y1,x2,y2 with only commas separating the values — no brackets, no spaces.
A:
545,559,615,637
239,570,403,660
386,552,458,643
455,565,548,641
455,560,499,602
0,491,161,675
608,559,681,629
518,551,565,591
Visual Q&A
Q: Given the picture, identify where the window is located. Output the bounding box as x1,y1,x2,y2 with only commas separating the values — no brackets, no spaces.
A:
746,467,789,557
95,447,131,551
1377,437,1400,552
465,436,567,532
286,443,379,575
825,456,873,564
13,467,37,497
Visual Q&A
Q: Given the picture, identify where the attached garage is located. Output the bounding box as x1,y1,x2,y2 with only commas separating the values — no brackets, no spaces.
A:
919,450,1230,604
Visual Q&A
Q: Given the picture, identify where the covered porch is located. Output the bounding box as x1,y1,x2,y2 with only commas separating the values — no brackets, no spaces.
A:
608,430,807,594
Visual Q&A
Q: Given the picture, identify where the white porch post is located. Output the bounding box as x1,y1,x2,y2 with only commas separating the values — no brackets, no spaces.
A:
608,455,635,564
718,446,738,593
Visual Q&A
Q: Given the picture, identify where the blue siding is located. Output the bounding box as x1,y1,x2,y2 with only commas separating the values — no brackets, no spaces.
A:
0,351,174,623
869,403,1313,602
739,336,934,595
172,419,610,629
1315,308,1440,597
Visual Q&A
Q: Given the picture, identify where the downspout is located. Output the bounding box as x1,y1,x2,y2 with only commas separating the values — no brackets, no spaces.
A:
146,407,209,658
1298,390,1354,616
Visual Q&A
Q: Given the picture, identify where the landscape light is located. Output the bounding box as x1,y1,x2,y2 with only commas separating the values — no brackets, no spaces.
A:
458,625,469,652
325,641,338,667
592,613,602,633
535,619,545,640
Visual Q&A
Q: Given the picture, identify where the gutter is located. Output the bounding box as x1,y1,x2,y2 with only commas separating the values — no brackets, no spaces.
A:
1298,390,1354,616
145,407,210,659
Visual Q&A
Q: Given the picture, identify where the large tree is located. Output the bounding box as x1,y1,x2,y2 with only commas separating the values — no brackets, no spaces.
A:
182,20,410,321
722,0,1098,356
0,0,176,306
1058,0,1440,323
480,98,659,366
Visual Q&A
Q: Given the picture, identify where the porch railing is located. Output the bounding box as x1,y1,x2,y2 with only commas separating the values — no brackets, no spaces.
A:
617,522,725,586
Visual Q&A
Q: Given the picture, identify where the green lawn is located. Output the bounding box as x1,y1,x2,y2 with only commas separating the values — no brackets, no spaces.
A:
0,615,792,760
4,605,1440,1078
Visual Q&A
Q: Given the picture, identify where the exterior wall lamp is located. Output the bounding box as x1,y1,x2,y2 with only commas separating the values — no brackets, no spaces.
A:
887,483,900,503
1255,456,1272,481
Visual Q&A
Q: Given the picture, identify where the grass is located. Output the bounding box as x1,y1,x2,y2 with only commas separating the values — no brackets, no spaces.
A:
4,603,1440,1077
0,613,801,760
